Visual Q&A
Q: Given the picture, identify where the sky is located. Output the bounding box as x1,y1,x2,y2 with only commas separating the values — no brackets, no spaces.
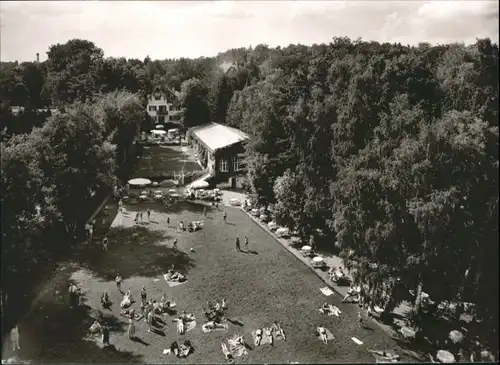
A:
1,0,498,62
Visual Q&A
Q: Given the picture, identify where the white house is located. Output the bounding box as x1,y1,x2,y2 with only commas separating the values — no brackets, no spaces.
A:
146,87,181,124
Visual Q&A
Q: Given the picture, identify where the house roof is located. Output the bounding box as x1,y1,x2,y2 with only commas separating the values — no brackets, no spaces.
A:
190,123,249,152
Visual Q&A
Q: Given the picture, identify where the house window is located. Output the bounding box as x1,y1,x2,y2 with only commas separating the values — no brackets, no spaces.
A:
233,157,241,171
158,105,167,113
148,105,157,112
219,159,228,172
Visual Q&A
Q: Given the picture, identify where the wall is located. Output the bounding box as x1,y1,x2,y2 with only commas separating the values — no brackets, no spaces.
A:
213,143,246,183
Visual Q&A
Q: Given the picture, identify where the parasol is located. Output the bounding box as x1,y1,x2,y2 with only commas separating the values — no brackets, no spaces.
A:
141,191,148,195
155,190,163,194
301,245,312,252
312,256,324,263
156,125,164,129
128,178,151,186
437,350,455,363
139,195,147,199
448,330,464,344
152,182,159,187
151,129,167,135
191,180,209,189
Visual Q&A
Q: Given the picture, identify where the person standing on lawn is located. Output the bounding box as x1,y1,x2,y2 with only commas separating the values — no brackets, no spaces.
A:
358,310,363,328
147,209,151,221
167,216,170,225
140,286,147,304
203,207,207,217
244,236,249,251
127,318,136,339
102,237,108,251
10,326,20,351
115,274,123,292
102,324,110,346
223,211,227,222
173,238,178,250
235,237,241,251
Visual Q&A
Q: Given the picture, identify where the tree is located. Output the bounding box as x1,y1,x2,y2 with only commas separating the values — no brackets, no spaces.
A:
45,39,105,105
179,78,210,128
36,104,116,236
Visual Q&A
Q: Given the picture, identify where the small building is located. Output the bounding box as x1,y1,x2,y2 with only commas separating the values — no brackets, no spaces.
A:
146,87,181,124
187,123,249,184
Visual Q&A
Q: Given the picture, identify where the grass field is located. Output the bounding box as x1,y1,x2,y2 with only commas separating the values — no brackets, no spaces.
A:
2,200,414,364
135,145,202,179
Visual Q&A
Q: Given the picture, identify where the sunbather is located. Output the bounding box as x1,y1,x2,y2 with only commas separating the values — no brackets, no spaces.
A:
89,320,102,335
170,341,179,356
177,318,185,335
317,327,328,344
222,343,234,363
265,327,274,346
254,329,263,346
368,349,400,362
178,340,192,358
272,321,286,341
121,294,132,308
221,298,227,311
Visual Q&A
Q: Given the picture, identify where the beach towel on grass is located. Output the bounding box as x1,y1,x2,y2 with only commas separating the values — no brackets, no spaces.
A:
227,335,248,357
202,322,228,333
351,337,363,345
320,287,334,296
163,275,188,287
316,328,335,341
252,329,273,346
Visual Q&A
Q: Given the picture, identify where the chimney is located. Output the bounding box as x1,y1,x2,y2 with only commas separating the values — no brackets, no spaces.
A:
36,53,40,62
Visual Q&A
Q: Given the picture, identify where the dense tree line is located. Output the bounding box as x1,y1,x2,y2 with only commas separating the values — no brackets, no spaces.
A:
224,38,499,352
1,38,498,353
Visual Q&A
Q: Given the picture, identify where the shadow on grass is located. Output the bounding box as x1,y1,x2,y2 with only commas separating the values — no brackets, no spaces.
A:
245,250,259,255
227,318,244,327
76,225,195,281
13,270,143,364
131,336,150,346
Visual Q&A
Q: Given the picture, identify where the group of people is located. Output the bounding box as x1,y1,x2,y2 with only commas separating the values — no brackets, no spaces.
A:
235,236,249,252
133,209,151,223
88,320,111,346
254,322,286,347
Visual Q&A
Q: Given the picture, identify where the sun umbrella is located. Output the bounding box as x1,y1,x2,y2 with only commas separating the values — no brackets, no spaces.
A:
128,178,152,186
160,179,177,188
191,180,209,189
152,182,159,187
312,256,324,263
141,191,148,195
170,193,180,198
168,189,177,194
449,330,464,344
139,195,147,199
301,245,312,252
151,129,167,135
155,190,162,194
156,125,164,129
437,350,455,363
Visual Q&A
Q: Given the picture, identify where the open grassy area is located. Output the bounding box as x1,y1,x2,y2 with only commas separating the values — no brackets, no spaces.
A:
135,145,202,179
2,200,415,364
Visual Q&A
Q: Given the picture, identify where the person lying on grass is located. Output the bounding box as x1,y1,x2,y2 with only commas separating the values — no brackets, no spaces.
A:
121,292,133,308
221,342,235,363
342,285,361,301
120,308,140,320
320,303,342,317
165,271,186,282
272,321,286,341
179,311,196,322
317,327,328,344
368,349,400,362
265,328,274,346
178,340,193,358
202,321,227,332
89,320,102,335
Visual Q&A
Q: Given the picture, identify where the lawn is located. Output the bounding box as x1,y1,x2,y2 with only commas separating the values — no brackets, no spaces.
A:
2,200,415,364
135,145,202,180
